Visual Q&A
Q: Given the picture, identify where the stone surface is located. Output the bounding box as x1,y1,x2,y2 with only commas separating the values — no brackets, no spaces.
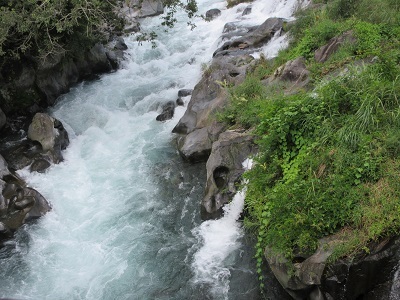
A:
0,108,6,131
156,101,176,121
201,130,256,219
242,5,252,16
28,113,56,151
265,234,400,300
315,31,356,63
173,54,253,135
214,17,284,57
178,89,193,97
139,0,164,17
0,168,51,237
265,57,310,93
205,8,221,20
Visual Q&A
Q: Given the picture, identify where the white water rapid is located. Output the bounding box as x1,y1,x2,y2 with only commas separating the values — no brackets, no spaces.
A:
0,0,305,299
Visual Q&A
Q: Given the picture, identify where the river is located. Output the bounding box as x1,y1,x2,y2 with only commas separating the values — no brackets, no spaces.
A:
0,0,303,299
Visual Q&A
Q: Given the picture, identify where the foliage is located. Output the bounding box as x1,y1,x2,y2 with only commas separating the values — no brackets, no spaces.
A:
0,0,123,61
217,0,400,286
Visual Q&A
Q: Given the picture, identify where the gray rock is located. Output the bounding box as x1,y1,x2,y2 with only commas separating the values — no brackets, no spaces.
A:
156,101,175,121
28,113,56,151
201,130,256,219
315,31,356,63
265,234,400,300
139,0,164,17
176,97,184,106
114,37,128,51
242,5,252,16
214,17,284,57
30,158,51,173
266,57,310,91
206,8,221,20
173,55,253,135
0,154,10,178
0,108,5,130
23,187,51,221
177,127,213,163
178,89,193,97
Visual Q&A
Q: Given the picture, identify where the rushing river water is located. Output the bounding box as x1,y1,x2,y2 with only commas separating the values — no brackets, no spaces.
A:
0,0,304,299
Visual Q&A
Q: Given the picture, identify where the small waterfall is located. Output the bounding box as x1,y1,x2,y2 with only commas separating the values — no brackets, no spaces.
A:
390,264,400,300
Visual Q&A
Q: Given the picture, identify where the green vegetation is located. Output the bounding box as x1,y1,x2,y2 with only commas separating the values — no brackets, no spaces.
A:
218,0,400,283
0,1,123,62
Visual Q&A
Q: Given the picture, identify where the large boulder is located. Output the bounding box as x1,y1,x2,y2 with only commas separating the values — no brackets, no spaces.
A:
0,112,71,172
173,54,253,135
201,130,256,219
265,57,310,93
315,31,356,63
265,234,400,299
0,160,51,239
28,113,57,151
177,122,225,163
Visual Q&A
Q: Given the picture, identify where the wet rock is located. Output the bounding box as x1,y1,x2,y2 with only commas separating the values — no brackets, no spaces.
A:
176,97,185,106
214,17,284,57
177,127,213,163
315,31,356,63
0,108,6,130
30,158,51,173
0,170,51,237
0,155,10,178
201,130,256,219
265,234,400,300
178,89,193,97
205,8,221,20
242,5,252,16
23,187,51,221
114,37,128,51
156,101,176,122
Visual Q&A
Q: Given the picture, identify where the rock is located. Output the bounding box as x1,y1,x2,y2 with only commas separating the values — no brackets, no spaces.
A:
242,5,252,16
86,43,113,74
114,37,128,51
176,97,184,106
0,154,10,178
173,55,253,135
201,130,256,219
30,158,51,173
124,21,141,34
27,113,56,151
23,187,51,221
265,234,400,300
315,31,356,63
206,8,221,20
176,122,226,163
266,57,310,92
178,89,193,97
214,17,284,57
0,108,6,130
139,0,164,17
156,101,175,121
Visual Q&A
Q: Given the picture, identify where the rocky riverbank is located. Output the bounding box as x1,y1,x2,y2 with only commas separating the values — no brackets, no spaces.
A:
171,2,400,299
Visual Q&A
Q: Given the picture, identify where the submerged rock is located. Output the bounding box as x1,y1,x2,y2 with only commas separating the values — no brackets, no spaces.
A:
156,101,176,122
205,8,222,20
